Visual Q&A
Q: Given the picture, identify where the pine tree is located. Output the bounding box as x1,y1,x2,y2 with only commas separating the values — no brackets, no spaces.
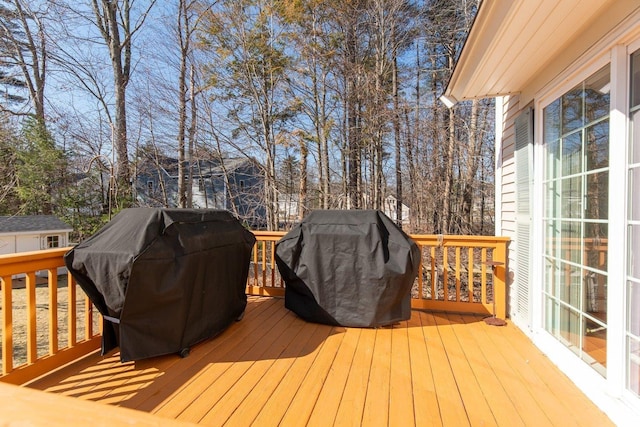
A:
14,117,65,214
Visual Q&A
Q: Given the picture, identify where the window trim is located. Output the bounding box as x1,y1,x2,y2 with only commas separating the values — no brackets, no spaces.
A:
533,54,612,339
45,235,60,249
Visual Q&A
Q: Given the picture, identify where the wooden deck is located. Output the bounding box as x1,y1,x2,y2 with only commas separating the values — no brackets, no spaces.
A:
26,296,613,427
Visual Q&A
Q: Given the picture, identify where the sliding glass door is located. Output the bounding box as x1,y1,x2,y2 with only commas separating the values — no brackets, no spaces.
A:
542,65,610,376
627,49,640,397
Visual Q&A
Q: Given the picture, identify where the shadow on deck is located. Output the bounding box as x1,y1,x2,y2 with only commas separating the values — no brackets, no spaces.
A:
26,296,613,427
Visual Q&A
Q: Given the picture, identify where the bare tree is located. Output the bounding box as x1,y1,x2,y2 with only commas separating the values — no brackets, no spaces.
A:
176,0,194,208
280,0,341,210
1,0,492,235
0,1,48,125
199,0,295,230
50,0,156,205
91,0,156,197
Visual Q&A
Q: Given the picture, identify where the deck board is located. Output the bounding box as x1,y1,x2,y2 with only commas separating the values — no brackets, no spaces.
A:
361,326,392,427
432,313,498,427
27,296,614,427
407,310,441,427
333,325,376,426
307,326,359,427
483,315,602,426
134,297,282,415
461,314,552,426
197,312,306,424
420,312,472,427
156,301,290,421
388,321,415,427
446,313,524,426
278,323,345,426
225,319,320,426
250,321,333,426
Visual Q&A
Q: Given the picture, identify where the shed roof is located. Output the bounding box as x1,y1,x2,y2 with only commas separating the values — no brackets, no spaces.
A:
440,0,625,106
0,215,73,233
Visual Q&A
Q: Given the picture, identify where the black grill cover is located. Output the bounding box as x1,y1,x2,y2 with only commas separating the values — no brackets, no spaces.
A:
64,208,255,361
275,210,420,327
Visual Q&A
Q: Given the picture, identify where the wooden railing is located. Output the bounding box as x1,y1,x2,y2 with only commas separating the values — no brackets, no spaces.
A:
0,248,101,385
246,231,285,297
0,232,508,384
248,232,509,318
408,234,509,318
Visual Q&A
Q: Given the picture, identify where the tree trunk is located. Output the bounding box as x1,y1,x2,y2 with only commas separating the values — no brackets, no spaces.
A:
187,63,197,208
92,0,148,202
346,14,360,210
461,99,479,232
177,0,189,208
298,137,308,220
393,45,402,227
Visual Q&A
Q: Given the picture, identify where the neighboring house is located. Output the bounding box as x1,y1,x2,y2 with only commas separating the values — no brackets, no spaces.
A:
276,193,411,228
441,1,640,424
277,194,301,228
0,215,72,255
382,194,410,228
278,194,410,228
135,155,266,228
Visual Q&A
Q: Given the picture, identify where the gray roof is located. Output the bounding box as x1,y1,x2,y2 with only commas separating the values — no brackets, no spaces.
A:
0,215,73,233
138,155,256,179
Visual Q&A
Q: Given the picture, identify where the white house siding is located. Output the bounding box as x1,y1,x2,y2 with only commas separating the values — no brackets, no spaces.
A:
499,95,518,235
0,236,16,255
0,232,69,256
1,234,41,255
16,235,41,253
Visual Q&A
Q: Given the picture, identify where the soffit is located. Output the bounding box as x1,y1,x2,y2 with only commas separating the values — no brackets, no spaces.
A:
442,0,615,103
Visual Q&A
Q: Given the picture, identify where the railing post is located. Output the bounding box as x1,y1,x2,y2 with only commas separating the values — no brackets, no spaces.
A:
67,272,77,347
48,269,58,355
1,276,13,374
26,272,37,364
0,248,102,385
493,240,508,320
85,295,93,339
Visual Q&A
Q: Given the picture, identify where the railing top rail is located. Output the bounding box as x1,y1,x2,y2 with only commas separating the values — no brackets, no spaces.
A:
0,247,71,262
408,234,510,243
251,231,287,237
0,247,73,277
251,230,509,244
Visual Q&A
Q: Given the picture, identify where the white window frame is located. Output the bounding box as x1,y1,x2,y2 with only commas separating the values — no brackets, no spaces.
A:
531,33,640,417
622,36,640,406
44,234,61,249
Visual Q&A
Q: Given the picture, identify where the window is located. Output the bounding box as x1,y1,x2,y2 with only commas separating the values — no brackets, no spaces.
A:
46,235,60,248
239,180,245,190
147,181,154,193
542,65,610,376
627,48,640,397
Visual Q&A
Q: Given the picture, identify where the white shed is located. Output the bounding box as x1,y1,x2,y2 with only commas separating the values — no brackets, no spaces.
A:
0,215,72,255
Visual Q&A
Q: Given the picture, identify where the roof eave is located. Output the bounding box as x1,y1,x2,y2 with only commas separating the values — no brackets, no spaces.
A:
440,0,516,107
441,0,617,107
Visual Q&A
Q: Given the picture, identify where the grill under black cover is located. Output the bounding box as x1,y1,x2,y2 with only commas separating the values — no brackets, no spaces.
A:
275,210,420,327
64,208,255,361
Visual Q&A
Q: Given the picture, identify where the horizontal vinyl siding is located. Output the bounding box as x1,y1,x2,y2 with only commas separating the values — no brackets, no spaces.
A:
499,95,519,239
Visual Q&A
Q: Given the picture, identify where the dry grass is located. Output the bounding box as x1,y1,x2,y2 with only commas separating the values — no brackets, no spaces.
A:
0,275,99,371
